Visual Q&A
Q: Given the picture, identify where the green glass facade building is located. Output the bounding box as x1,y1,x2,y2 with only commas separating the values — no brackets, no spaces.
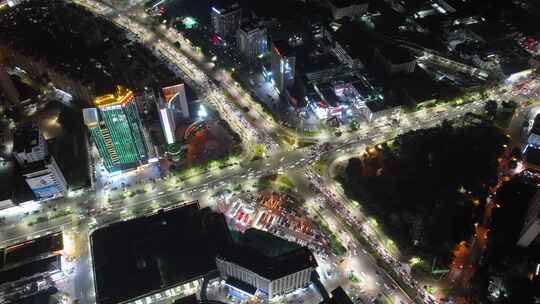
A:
83,86,148,172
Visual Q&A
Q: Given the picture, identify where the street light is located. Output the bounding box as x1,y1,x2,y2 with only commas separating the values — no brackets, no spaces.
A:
409,257,422,266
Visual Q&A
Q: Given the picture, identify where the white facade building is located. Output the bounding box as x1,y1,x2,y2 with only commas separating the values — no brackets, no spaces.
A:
22,156,67,200
216,257,313,298
158,102,176,145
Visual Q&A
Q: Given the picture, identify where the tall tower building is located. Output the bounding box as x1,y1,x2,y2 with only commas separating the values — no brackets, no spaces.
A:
84,86,148,172
157,100,176,145
237,22,268,62
270,40,296,94
210,3,242,38
157,83,189,145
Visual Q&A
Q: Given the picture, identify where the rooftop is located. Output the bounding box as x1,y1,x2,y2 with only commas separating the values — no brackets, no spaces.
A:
173,294,198,304
2,231,63,266
525,146,540,167
272,39,300,58
239,20,265,34
328,0,368,8
93,85,134,108
532,114,540,135
0,160,15,203
11,74,39,102
218,228,317,280
327,287,353,304
19,156,56,175
13,123,40,154
0,255,61,285
90,202,232,304
376,45,415,64
211,2,240,15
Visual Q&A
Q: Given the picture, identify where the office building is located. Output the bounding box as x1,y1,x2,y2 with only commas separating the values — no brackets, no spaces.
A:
21,155,67,199
11,123,66,201
158,100,176,144
210,3,242,38
518,190,540,247
216,229,317,298
374,45,416,75
162,83,189,120
12,123,47,166
237,22,268,62
84,86,148,172
325,0,369,20
271,40,297,94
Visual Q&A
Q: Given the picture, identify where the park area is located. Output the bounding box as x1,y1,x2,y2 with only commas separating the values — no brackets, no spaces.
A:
338,120,509,269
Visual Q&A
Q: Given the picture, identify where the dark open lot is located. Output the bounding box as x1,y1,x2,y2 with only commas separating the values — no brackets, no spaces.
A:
90,203,232,304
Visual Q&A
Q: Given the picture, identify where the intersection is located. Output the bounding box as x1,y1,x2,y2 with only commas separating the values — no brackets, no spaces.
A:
1,1,537,304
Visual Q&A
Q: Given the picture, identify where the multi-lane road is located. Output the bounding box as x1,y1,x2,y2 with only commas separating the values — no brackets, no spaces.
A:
1,1,533,303
0,95,488,304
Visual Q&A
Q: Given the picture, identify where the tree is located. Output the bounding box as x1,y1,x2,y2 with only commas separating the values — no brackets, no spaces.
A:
345,158,363,185
484,100,498,119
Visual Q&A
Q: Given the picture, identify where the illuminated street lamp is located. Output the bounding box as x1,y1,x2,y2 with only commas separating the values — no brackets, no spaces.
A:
409,257,422,266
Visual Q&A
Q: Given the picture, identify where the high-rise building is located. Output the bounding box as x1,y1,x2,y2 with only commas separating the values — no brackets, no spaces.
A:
518,190,540,247
158,100,176,145
237,22,268,62
162,83,189,120
84,86,148,172
157,83,190,145
21,155,68,200
270,40,297,94
210,3,242,38
12,123,48,166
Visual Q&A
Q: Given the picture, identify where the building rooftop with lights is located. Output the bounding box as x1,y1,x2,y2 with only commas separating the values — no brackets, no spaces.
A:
84,86,148,172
